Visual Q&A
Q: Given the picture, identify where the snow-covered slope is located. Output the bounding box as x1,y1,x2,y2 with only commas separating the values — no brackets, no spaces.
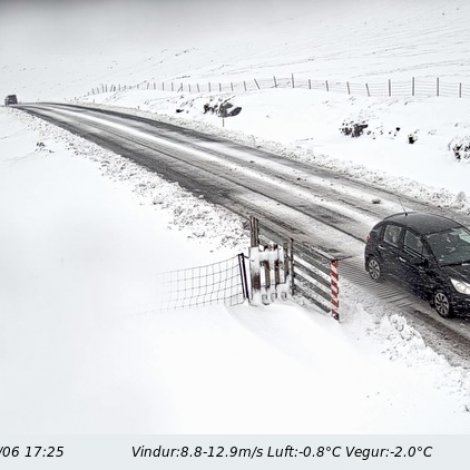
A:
2,0,470,100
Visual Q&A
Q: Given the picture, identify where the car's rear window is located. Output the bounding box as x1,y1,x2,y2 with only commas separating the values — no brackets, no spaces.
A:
383,224,402,247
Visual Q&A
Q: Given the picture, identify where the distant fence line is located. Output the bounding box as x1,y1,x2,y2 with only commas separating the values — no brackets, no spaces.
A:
85,75,470,99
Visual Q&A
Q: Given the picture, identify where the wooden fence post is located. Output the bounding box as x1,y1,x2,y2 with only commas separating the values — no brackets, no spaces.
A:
346,81,351,95
325,80,329,92
171,82,174,92
197,83,200,93
365,83,370,97
308,78,312,89
388,79,392,97
273,76,277,88
412,77,415,96
231,82,234,92
291,73,295,88
243,80,247,92
219,82,222,92
459,82,462,98
208,82,211,92
254,78,260,89
436,77,440,97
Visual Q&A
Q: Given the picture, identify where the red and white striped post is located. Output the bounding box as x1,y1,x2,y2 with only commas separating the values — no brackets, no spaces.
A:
330,259,339,321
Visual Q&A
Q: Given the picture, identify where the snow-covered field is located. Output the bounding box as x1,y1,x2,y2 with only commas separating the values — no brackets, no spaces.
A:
2,108,470,434
2,0,470,435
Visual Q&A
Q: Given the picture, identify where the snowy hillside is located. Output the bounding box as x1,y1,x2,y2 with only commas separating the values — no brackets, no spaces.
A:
2,0,470,100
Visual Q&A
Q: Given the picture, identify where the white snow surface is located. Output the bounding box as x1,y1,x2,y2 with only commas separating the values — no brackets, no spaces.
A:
2,0,470,100
2,0,470,434
1,107,470,434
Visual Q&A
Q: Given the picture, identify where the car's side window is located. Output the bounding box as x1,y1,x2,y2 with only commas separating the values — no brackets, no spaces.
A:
383,224,402,247
403,230,423,256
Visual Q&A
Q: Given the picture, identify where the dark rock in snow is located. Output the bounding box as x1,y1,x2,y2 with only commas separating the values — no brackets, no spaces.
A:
449,136,470,161
203,100,242,118
340,120,368,138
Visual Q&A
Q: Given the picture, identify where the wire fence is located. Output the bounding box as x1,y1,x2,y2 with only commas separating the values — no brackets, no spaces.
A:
85,75,470,99
157,253,248,310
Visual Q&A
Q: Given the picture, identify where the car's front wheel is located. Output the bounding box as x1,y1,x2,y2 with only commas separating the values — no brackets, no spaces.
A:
433,290,454,318
367,256,384,282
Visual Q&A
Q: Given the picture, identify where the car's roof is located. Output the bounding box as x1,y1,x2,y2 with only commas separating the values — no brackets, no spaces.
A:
380,212,462,235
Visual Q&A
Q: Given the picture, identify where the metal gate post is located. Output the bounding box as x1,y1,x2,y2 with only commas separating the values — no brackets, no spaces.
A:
237,253,249,301
250,216,259,247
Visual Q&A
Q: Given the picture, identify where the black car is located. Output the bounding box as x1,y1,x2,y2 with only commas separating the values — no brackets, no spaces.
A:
365,212,470,318
4,94,18,106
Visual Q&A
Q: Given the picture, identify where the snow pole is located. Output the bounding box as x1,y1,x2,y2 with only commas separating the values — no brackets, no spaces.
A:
330,259,339,321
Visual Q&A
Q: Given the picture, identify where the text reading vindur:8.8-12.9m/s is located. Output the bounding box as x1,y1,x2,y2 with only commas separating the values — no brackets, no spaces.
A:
0,446,64,458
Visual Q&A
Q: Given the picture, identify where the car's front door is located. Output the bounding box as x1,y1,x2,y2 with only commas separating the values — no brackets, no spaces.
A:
397,229,432,295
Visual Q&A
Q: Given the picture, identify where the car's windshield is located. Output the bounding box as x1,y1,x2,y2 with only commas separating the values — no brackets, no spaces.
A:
425,226,470,265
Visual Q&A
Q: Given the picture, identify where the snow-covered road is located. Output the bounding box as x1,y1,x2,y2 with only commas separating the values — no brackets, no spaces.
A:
14,103,470,358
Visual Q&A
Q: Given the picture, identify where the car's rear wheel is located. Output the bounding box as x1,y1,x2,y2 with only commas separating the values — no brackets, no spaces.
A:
433,291,453,318
367,256,384,282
